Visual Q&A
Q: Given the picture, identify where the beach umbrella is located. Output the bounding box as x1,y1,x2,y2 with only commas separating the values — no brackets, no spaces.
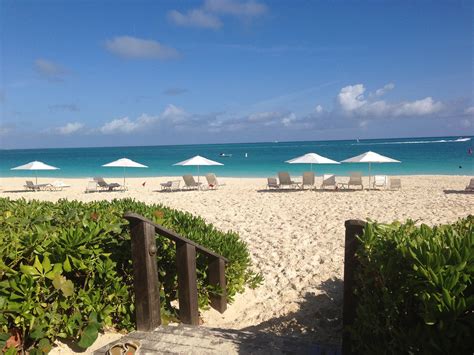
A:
11,161,59,184
341,151,401,188
102,158,148,186
285,152,340,171
173,155,223,183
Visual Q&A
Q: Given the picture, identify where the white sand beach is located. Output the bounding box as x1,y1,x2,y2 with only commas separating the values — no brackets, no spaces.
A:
1,175,472,352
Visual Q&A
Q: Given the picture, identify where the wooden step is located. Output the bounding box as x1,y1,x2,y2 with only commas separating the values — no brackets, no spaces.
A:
94,325,340,354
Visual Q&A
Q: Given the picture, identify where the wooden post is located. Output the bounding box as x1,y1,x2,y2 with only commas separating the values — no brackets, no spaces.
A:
176,241,199,325
128,218,161,331
342,219,366,355
208,256,227,313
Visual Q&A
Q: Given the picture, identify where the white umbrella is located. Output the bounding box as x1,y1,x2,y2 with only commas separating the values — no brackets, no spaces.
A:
341,151,401,188
285,152,340,171
173,155,223,183
11,161,59,184
102,158,148,186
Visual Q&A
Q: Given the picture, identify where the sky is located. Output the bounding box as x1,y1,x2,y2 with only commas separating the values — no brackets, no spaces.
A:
0,0,473,149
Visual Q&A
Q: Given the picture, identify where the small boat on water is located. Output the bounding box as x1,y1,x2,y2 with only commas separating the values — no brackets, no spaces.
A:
219,153,232,157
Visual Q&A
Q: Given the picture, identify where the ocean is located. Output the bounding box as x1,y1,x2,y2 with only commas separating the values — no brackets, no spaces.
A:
1,136,473,179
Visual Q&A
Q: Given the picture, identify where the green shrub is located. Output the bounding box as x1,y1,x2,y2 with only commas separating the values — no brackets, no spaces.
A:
351,216,474,354
0,198,262,353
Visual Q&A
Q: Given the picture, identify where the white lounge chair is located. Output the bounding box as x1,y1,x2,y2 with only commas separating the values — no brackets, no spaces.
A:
347,172,363,189
160,180,181,192
182,175,202,190
50,180,71,191
389,178,402,190
278,172,300,189
24,180,51,191
206,173,225,189
85,181,98,193
93,177,124,191
373,175,388,189
321,174,337,189
465,178,474,192
302,172,315,190
267,177,280,190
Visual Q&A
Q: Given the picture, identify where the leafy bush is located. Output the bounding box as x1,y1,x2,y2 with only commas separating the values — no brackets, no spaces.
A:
0,198,262,353
351,216,474,354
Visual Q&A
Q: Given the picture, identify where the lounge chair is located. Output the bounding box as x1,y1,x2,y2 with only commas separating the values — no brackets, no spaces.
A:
373,175,388,189
160,180,181,192
182,175,202,190
321,174,337,189
278,172,300,189
302,172,315,190
465,178,474,192
267,177,280,190
389,178,401,190
93,177,123,191
206,173,225,189
347,172,363,190
24,180,51,191
85,181,98,193
50,180,71,191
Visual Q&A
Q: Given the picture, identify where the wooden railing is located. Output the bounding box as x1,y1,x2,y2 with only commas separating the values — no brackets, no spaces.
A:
124,212,228,331
342,219,366,355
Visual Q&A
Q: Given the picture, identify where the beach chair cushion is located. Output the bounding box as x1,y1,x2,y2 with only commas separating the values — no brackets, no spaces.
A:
373,175,388,188
389,178,402,190
278,172,299,188
267,177,280,189
321,174,336,189
302,172,315,188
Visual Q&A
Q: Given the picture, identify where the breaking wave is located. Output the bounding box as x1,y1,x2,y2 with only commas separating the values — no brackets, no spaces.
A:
354,137,471,145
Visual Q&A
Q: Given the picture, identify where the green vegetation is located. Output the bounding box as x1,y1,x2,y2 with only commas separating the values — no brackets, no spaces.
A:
351,216,474,354
0,198,262,353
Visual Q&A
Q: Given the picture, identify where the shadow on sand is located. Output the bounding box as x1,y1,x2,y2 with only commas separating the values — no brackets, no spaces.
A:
242,278,343,345
443,189,474,195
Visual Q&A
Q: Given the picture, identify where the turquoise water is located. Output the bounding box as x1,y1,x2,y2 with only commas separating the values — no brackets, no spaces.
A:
1,136,473,179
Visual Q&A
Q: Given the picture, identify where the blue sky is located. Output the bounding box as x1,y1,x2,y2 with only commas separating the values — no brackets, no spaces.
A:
0,0,472,149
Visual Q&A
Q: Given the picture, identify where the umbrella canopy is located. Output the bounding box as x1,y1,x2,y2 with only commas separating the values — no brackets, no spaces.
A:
102,158,148,185
341,151,401,188
11,161,59,184
285,153,340,171
174,155,223,183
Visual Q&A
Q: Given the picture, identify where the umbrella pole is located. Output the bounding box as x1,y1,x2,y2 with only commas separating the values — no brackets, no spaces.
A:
123,167,126,187
368,163,371,190
35,171,38,185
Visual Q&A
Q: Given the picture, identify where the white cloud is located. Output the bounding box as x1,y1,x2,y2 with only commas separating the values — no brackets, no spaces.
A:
55,122,84,135
338,84,367,111
465,106,474,115
34,59,67,81
392,97,443,116
374,83,395,97
99,117,142,134
98,107,188,134
105,36,179,59
161,104,189,124
281,112,297,127
204,0,268,17
168,9,222,29
314,105,323,114
169,0,267,30
337,83,444,118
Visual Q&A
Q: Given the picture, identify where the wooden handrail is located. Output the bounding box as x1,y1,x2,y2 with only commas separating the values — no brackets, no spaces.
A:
124,212,229,262
124,212,228,331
